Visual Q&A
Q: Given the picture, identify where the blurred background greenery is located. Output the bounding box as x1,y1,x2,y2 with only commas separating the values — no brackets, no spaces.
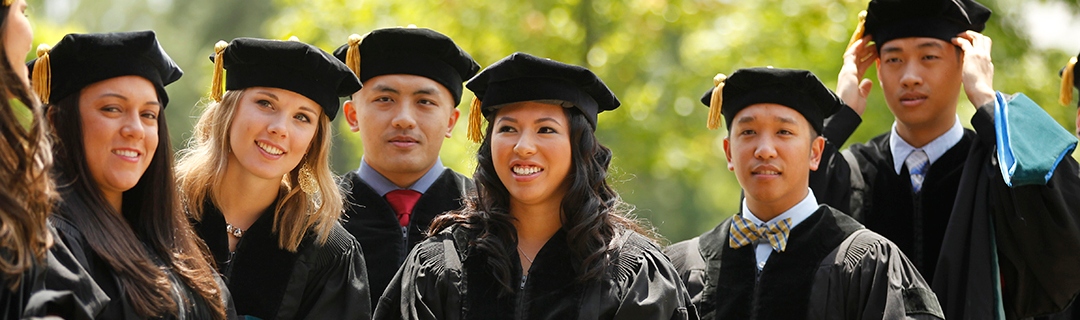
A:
28,0,1080,243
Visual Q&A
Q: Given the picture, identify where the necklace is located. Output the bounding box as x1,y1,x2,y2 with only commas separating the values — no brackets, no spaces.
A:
517,246,535,264
225,223,245,238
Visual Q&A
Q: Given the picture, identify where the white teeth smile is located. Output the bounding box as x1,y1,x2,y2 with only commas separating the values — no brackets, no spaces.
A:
112,150,138,158
257,141,284,155
757,171,780,175
513,166,542,175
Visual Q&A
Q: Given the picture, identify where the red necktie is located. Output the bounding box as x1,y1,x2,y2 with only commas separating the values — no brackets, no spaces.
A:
385,189,422,227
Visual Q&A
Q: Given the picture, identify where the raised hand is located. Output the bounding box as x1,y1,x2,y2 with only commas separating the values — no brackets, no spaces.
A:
837,35,877,116
953,31,995,108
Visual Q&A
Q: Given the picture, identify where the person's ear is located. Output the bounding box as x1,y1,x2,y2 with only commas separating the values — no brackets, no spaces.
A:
809,135,826,171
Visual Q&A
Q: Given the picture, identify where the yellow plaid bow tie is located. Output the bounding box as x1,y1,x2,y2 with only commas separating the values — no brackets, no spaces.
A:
728,215,793,252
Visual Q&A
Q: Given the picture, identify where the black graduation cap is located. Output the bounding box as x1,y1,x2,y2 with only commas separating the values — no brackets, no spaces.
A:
853,0,991,49
210,37,360,121
464,52,620,142
332,27,480,106
28,30,182,107
1061,52,1078,107
700,67,843,134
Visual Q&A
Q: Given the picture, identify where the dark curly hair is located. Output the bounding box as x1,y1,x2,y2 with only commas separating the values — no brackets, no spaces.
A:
429,106,654,294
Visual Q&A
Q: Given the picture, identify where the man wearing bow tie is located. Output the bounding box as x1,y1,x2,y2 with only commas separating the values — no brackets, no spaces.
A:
665,67,942,320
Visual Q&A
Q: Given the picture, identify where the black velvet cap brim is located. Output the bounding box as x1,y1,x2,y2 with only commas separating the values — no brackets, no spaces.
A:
479,77,600,128
358,52,464,105
699,68,843,134
466,52,619,130
30,56,170,106
871,18,966,49
224,64,345,120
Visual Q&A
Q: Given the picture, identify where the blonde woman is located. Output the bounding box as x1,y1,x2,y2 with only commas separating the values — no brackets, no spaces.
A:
177,37,370,320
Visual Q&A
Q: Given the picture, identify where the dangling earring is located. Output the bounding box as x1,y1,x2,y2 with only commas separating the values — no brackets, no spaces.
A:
298,164,322,214
298,164,319,195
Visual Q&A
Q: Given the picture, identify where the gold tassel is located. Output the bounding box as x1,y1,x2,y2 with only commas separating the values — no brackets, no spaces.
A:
210,40,228,102
31,44,51,104
345,34,363,77
1061,56,1077,106
847,10,868,49
467,97,484,143
707,73,726,130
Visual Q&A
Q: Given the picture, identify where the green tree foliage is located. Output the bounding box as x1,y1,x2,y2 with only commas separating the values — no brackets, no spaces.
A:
28,0,1080,242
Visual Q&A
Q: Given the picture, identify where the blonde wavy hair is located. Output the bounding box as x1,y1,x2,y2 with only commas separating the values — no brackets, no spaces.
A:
176,89,343,251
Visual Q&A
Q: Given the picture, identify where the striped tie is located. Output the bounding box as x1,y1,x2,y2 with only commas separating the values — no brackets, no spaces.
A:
728,215,793,252
905,150,930,193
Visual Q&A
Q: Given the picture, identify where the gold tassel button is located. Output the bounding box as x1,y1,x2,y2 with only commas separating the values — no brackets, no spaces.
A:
345,34,363,77
31,44,52,104
1061,56,1076,106
467,97,484,143
706,73,726,130
210,40,228,102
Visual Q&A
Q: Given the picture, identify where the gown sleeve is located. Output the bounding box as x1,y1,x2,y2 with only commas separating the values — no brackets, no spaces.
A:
606,234,697,320
966,96,1080,318
22,225,110,320
373,234,462,320
810,229,944,320
663,237,707,306
287,224,371,320
822,105,862,147
810,105,863,214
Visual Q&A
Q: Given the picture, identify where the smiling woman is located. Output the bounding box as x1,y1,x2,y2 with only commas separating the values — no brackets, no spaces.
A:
373,52,697,320
36,31,231,319
175,36,371,320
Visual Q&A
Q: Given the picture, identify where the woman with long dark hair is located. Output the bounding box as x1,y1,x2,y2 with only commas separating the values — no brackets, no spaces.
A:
176,37,370,320
374,52,696,319
35,31,232,319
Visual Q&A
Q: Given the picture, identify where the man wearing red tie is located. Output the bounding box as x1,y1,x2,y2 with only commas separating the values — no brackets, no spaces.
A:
333,27,480,307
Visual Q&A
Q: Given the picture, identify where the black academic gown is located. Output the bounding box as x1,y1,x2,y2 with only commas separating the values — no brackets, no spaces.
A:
816,102,1080,319
196,200,371,320
665,205,942,320
52,217,235,320
372,225,697,320
341,168,473,307
2,223,109,320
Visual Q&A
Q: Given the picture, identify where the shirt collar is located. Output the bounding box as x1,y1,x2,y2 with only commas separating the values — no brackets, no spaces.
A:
358,158,446,196
889,116,964,174
741,188,818,229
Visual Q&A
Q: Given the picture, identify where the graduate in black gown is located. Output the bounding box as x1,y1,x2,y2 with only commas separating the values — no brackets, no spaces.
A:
0,1,108,317
814,0,1080,318
664,68,942,320
331,27,479,306
373,52,696,320
177,37,370,320
35,31,235,319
